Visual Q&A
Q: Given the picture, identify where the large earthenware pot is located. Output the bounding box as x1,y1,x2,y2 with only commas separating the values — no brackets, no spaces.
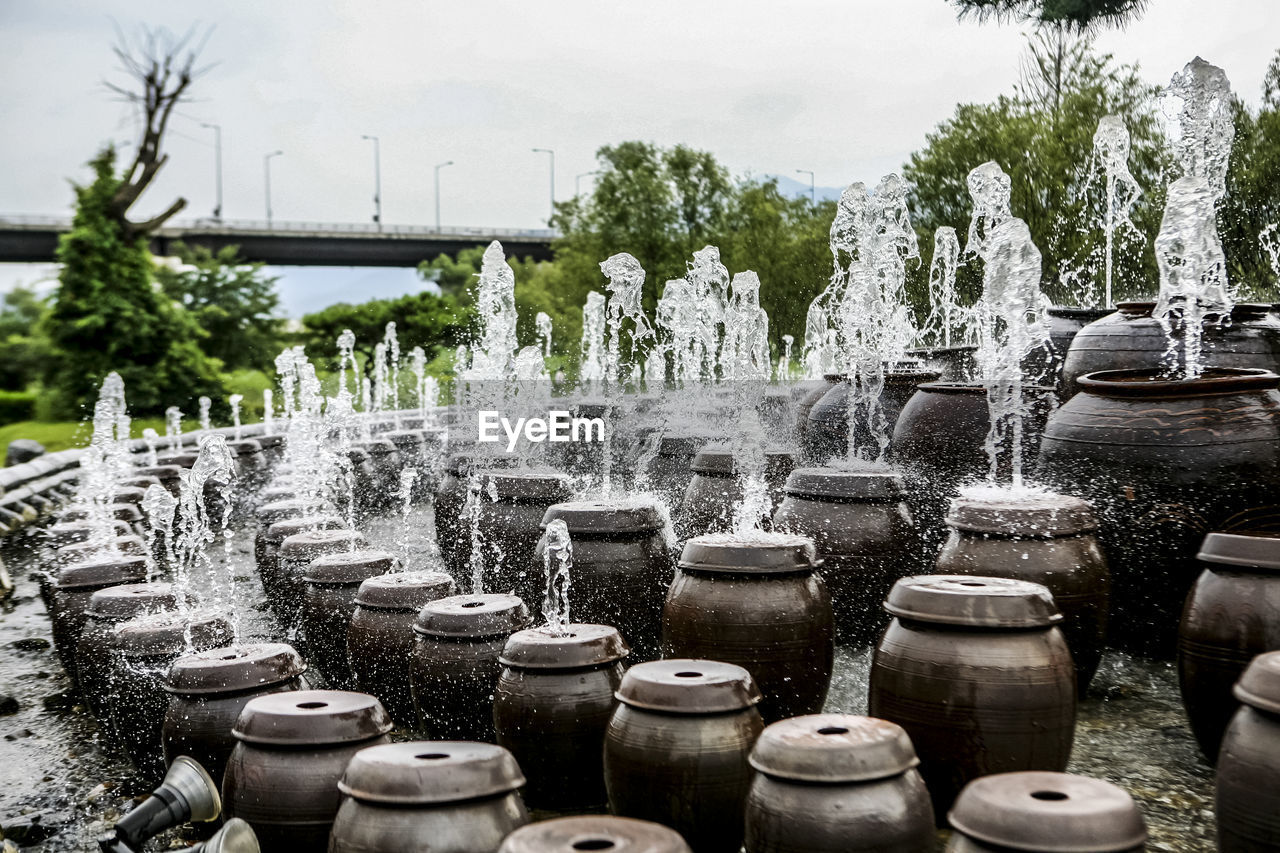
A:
410,593,530,741
907,346,978,383
773,464,916,644
474,468,573,599
383,429,434,503
222,690,392,853
354,438,403,512
745,714,934,853
1037,367,1280,655
162,642,308,785
869,576,1076,822
662,533,833,723
499,816,691,853
493,624,629,809
536,500,673,662
805,370,942,464
254,511,342,609
1216,651,1280,852
1180,532,1280,764
105,610,235,781
946,771,1147,852
58,503,145,538
678,447,795,539
77,582,182,724
794,375,842,445
1029,306,1115,390
604,659,765,853
936,491,1110,692
1061,302,1280,401
276,527,365,629
644,433,716,511
330,741,528,853
435,453,520,576
348,570,456,726
51,554,150,686
299,549,398,688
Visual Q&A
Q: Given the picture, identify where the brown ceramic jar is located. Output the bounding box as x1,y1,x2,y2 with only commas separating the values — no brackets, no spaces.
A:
935,490,1111,692
493,624,629,809
76,582,182,724
254,510,342,611
1216,651,1280,852
678,447,796,539
348,570,456,726
1179,531,1280,764
805,369,941,464
946,771,1147,852
794,375,842,446
474,468,573,598
435,452,519,575
869,576,1076,822
162,642,308,785
536,500,674,662
745,714,934,853
604,659,765,853
299,549,399,687
410,593,531,742
330,741,529,853
222,690,392,852
644,433,715,511
772,464,916,644
51,554,150,686
499,816,692,853
275,527,365,628
661,532,833,722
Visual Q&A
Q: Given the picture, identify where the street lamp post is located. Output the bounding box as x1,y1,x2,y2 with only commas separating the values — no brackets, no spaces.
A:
532,148,555,222
434,160,454,234
575,170,599,197
796,169,815,204
201,123,222,220
362,135,382,229
264,150,283,227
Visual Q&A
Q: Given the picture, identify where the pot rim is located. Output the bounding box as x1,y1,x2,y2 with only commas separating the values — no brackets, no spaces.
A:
914,382,1057,396
1047,305,1116,320
1077,367,1280,397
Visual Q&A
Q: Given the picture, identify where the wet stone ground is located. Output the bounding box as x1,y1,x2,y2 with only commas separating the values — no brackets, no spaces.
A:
1,508,1216,852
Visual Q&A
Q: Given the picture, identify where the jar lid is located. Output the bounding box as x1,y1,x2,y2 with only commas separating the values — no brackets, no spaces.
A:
256,498,326,525
227,439,262,457
413,593,531,638
749,714,919,783
303,549,399,585
232,690,392,747
166,642,307,696
265,514,345,541
658,433,715,458
112,610,235,658
884,575,1062,628
690,447,795,478
541,500,667,535
476,468,573,503
678,532,820,575
354,571,456,611
1198,531,1280,572
135,465,183,481
783,463,906,502
946,490,1098,538
85,582,182,621
616,659,761,714
498,816,692,853
446,452,520,476
1077,367,1280,398
279,528,365,561
1234,650,1280,715
117,476,160,491
499,624,629,670
338,741,525,805
47,520,132,547
55,555,150,590
948,772,1147,853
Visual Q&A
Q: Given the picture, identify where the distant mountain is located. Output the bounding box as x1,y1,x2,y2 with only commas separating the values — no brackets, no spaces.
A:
764,174,845,203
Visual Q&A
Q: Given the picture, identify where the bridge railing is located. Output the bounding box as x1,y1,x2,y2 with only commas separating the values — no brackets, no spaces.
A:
0,214,559,241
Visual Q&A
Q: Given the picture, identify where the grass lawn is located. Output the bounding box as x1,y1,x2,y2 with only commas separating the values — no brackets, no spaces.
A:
0,418,169,456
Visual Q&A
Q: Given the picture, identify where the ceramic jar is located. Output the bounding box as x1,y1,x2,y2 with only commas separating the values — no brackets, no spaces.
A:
254,510,342,608
76,582,182,724
745,714,934,853
678,447,796,539
644,434,715,512
435,453,519,574
275,527,366,628
222,690,393,852
1216,651,1280,851
299,549,399,687
604,659,765,853
804,369,940,464
473,468,573,601
493,624,629,809
499,816,691,853
51,554,151,685
869,576,1076,822
661,532,833,722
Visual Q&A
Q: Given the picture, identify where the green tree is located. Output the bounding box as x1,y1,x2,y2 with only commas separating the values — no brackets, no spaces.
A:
952,0,1149,30
0,286,52,392
1220,50,1280,300
155,243,283,371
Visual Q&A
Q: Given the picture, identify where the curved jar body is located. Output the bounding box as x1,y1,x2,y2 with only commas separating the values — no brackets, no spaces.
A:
1216,705,1280,852
410,634,509,742
329,793,528,853
805,371,940,465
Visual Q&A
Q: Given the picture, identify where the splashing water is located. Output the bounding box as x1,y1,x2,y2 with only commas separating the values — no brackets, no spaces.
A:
600,253,654,386
73,373,132,548
778,334,794,380
337,329,360,402
1164,57,1235,202
1082,115,1144,308
541,518,572,635
142,428,160,467
922,227,964,349
722,271,771,380
229,394,244,441
172,434,238,630
384,322,402,427
263,389,274,433
536,312,553,359
965,161,1013,261
580,291,607,388
198,397,212,432
686,247,730,379
1263,224,1280,282
467,242,519,380
141,483,176,578
165,407,184,451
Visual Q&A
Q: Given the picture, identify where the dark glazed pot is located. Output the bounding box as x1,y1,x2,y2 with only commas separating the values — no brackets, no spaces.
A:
794,375,842,445
51,554,150,686
946,771,1147,852
678,447,796,538
536,500,673,662
105,610,235,781
662,533,833,722
805,369,941,464
644,433,715,511
299,549,399,687
276,527,365,628
1061,302,1280,401
475,468,573,599
410,593,531,742
349,570,456,725
499,816,692,853
936,491,1110,693
77,582,182,724
435,452,519,576
1217,651,1280,852
1038,367,1280,655
745,714,934,853
907,346,978,383
1026,306,1115,390
255,511,342,611
222,690,393,853
493,624,629,809
330,741,529,853
868,576,1076,823
605,659,764,853
1179,532,1280,764
773,464,915,644
162,642,308,785
354,438,403,512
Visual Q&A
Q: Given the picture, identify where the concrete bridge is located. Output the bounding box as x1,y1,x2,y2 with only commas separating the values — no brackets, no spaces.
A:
0,215,558,266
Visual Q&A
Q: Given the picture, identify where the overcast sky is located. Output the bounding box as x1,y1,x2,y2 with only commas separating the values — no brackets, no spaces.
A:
2,0,1277,312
